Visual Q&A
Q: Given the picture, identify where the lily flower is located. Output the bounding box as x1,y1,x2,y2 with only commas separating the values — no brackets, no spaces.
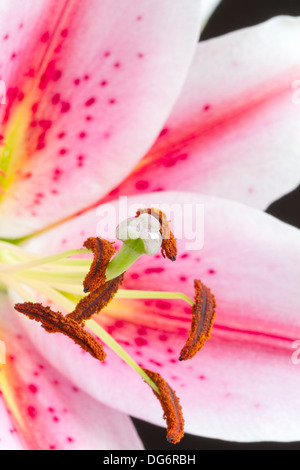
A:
0,0,299,449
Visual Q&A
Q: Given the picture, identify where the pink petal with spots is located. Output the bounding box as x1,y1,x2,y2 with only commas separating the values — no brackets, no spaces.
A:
18,191,300,442
108,17,300,210
0,0,202,238
0,293,143,450
0,400,23,449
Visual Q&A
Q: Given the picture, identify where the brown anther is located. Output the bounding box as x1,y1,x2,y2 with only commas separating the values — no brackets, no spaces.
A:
136,207,177,261
143,368,184,444
83,237,116,293
179,280,216,361
67,274,124,325
14,302,106,361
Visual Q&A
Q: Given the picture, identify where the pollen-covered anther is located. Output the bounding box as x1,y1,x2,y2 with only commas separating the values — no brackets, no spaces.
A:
67,274,124,325
14,302,106,361
143,369,184,444
116,213,162,256
83,237,116,293
179,280,216,361
136,208,177,261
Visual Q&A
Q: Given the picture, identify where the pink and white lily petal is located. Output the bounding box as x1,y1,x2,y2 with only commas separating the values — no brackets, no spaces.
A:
0,0,202,239
109,17,300,210
19,191,300,442
0,293,143,450
0,400,23,449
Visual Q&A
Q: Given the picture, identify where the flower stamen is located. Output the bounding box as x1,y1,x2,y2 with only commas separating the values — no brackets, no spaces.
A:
82,237,116,293
143,368,184,444
179,279,216,361
67,274,124,325
136,208,177,261
87,319,160,395
1,211,217,445
1,246,90,274
14,302,106,361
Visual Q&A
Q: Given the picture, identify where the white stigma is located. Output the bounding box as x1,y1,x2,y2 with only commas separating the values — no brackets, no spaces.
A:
116,213,162,256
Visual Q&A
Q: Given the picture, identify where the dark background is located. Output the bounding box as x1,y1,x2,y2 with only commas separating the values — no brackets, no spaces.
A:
131,0,300,450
